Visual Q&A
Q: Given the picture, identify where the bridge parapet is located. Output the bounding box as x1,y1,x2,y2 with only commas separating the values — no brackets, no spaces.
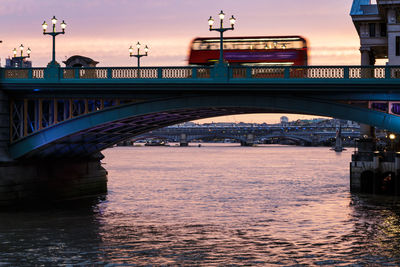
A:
2,65,400,82
0,66,213,81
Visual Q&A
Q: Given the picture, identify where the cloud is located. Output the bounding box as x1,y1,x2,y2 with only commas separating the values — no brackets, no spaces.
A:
309,46,360,65
0,0,33,15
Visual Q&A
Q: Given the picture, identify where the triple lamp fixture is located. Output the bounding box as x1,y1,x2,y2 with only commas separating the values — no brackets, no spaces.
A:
42,16,66,34
129,42,149,68
13,44,31,58
208,10,236,30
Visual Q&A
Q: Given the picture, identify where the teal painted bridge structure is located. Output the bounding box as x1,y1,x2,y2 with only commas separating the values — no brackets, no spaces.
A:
1,64,400,159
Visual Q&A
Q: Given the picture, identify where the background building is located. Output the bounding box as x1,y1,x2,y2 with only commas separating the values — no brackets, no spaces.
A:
5,57,32,68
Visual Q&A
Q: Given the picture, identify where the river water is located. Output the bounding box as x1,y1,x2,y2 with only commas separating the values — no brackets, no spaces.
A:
1,144,400,266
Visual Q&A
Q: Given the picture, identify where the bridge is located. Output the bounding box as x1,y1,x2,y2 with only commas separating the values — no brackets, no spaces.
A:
134,125,361,146
1,64,400,204
1,0,400,205
2,65,400,158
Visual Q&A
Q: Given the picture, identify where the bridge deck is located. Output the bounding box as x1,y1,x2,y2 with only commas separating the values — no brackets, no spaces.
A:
1,66,400,86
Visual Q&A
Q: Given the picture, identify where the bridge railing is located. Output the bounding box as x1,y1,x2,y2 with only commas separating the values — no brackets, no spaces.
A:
0,68,46,79
60,66,213,80
2,65,400,81
0,66,213,80
228,66,397,79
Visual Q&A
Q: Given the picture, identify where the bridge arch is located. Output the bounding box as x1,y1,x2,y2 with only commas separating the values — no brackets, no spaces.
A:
186,134,246,143
10,94,400,159
131,135,171,142
256,134,313,145
133,133,247,143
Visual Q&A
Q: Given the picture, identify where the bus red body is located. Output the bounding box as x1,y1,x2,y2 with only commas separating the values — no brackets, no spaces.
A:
188,36,308,66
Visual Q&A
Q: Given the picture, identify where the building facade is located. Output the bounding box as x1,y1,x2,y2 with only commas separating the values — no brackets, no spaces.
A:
351,0,400,65
5,57,32,68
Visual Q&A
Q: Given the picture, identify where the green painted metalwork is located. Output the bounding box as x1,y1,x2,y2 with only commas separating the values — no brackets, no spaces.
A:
208,10,235,64
4,64,400,158
9,94,400,159
42,16,66,67
1,65,400,83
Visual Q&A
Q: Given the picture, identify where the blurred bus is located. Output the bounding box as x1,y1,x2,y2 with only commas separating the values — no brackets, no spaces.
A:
188,36,308,66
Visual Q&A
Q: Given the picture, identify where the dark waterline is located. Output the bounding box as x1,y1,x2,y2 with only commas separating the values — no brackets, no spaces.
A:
1,145,400,266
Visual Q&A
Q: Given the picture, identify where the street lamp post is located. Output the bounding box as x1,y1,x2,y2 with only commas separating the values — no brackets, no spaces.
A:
42,16,66,67
11,44,31,68
129,42,149,68
208,10,236,65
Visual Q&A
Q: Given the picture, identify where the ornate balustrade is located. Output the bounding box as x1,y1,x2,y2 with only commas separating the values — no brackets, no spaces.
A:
228,66,398,79
2,66,400,81
0,67,213,80
1,68,45,79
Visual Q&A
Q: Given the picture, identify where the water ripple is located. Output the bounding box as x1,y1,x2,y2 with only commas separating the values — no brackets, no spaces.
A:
0,146,400,265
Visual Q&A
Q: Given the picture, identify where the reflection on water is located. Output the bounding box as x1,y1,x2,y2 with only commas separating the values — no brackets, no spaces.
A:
1,145,400,265
0,199,104,265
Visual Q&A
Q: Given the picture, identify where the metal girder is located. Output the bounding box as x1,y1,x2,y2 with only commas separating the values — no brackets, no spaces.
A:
9,94,400,159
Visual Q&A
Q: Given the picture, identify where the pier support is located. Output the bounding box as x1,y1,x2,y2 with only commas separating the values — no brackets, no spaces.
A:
359,46,376,142
0,91,11,162
241,134,254,146
180,133,189,147
0,90,107,206
0,153,107,206
350,138,400,195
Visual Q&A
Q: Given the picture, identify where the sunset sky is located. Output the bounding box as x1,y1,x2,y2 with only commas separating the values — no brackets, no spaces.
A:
0,0,367,123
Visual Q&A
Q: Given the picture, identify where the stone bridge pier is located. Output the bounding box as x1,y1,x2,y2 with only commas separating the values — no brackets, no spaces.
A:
0,154,108,206
0,91,107,206
351,138,400,195
180,133,189,147
241,133,254,146
0,91,11,162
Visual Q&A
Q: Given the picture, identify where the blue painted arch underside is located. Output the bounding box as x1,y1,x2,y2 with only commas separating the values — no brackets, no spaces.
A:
9,94,400,159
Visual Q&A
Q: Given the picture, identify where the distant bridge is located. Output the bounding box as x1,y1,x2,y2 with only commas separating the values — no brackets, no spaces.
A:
134,125,361,146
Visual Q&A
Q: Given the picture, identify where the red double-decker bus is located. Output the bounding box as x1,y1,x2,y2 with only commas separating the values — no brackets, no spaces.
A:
188,36,308,66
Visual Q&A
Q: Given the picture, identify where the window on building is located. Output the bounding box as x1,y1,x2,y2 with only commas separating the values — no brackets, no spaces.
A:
397,9,400,23
369,23,376,37
396,36,400,56
380,23,387,37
